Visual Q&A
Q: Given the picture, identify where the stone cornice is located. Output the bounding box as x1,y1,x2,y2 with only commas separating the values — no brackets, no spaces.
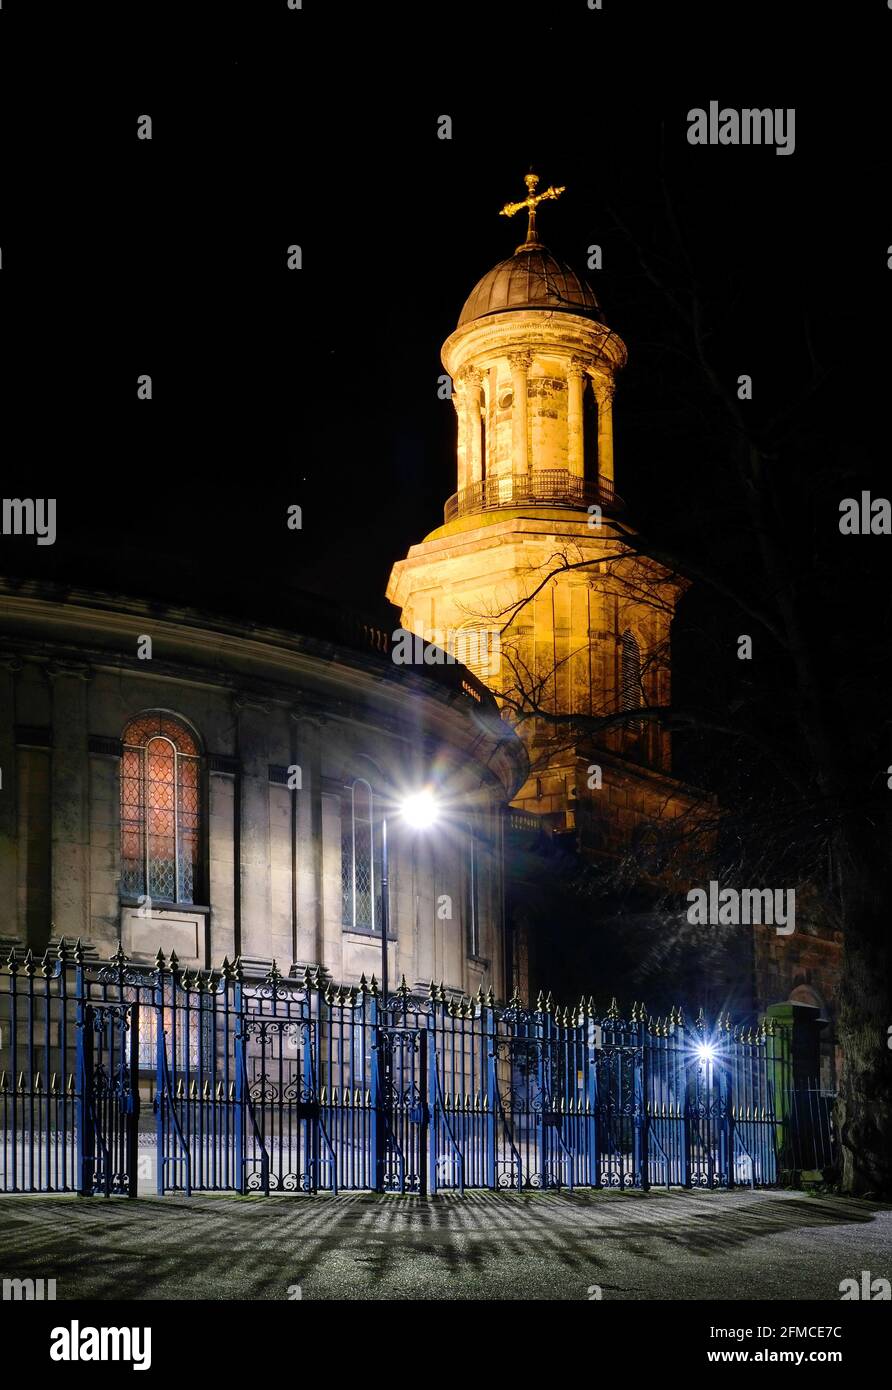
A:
0,586,527,799
442,310,627,381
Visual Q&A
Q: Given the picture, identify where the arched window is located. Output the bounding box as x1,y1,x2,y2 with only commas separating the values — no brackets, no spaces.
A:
621,628,643,732
121,713,202,905
341,778,382,933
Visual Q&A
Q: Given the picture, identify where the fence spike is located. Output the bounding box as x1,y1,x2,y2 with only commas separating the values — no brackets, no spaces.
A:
428,979,437,1001
364,1089,371,1108
215,1082,224,1101
324,982,336,1005
17,1071,25,1093
535,990,545,1013
228,1082,236,1101
508,986,522,1010
437,982,447,1004
73,938,84,966
354,1088,362,1107
331,1087,340,1107
266,960,283,985
202,1080,210,1100
22,949,36,978
67,1074,75,1096
606,996,620,1021
56,936,70,962
110,944,129,970
0,1071,6,1092
368,974,379,998
319,1086,328,1105
50,1072,58,1094
695,1007,706,1031
5,945,19,972
475,984,485,1006
188,1080,197,1099
482,1093,490,1112
398,974,410,1000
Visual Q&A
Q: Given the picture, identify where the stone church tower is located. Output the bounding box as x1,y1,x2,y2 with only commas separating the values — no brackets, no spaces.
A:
388,174,696,882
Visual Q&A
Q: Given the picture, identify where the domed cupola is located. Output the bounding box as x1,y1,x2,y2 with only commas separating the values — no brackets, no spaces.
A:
439,172,627,524
458,176,604,327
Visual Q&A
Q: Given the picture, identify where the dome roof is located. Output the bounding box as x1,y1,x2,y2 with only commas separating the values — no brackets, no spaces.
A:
458,245,604,328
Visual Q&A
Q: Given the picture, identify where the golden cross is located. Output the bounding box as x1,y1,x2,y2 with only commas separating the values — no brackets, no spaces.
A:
500,171,566,250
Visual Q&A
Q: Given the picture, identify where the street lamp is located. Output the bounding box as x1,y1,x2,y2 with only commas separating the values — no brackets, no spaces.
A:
379,789,440,1008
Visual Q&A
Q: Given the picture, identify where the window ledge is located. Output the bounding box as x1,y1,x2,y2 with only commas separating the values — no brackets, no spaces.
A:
342,927,397,942
119,897,210,916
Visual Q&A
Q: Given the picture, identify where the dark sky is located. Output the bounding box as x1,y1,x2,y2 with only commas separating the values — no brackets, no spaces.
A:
1,3,888,763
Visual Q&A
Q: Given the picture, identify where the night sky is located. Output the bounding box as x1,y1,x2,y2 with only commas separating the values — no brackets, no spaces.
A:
1,2,889,798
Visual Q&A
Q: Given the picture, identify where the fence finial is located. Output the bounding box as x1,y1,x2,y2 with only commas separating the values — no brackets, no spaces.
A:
606,996,620,1021
110,944,129,971
266,960,283,986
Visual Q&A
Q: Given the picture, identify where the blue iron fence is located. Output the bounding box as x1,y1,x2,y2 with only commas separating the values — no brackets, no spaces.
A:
0,942,796,1197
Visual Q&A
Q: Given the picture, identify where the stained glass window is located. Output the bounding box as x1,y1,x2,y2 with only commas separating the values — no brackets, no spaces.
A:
121,713,201,904
341,779,382,932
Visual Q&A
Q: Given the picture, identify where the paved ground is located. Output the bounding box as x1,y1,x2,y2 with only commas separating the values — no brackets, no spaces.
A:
1,1188,890,1301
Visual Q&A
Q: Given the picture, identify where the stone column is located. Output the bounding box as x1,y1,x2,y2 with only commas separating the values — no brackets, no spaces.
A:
453,378,468,494
292,713,324,968
509,352,531,480
566,357,586,479
594,375,616,485
0,659,20,939
464,366,483,486
48,661,91,944
235,694,272,962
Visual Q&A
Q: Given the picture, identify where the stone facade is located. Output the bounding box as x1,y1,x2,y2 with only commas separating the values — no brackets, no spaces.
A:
0,581,526,1000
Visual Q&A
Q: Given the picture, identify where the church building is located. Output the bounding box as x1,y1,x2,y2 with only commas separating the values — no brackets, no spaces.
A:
0,581,525,1000
388,174,840,1077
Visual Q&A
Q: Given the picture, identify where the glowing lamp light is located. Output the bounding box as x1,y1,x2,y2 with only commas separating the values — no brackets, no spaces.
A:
399,789,439,830
696,1042,716,1064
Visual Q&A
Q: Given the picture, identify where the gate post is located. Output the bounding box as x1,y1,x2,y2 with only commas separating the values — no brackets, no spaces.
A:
426,1015,438,1196
485,1002,497,1189
75,956,94,1198
154,959,165,1195
538,1002,550,1189
369,988,385,1193
720,1044,733,1188
234,974,248,1195
586,1012,600,1188
126,1004,140,1199
636,1018,650,1191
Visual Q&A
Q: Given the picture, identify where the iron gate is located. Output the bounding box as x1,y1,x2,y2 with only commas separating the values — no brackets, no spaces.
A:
0,944,797,1196
78,1001,139,1197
